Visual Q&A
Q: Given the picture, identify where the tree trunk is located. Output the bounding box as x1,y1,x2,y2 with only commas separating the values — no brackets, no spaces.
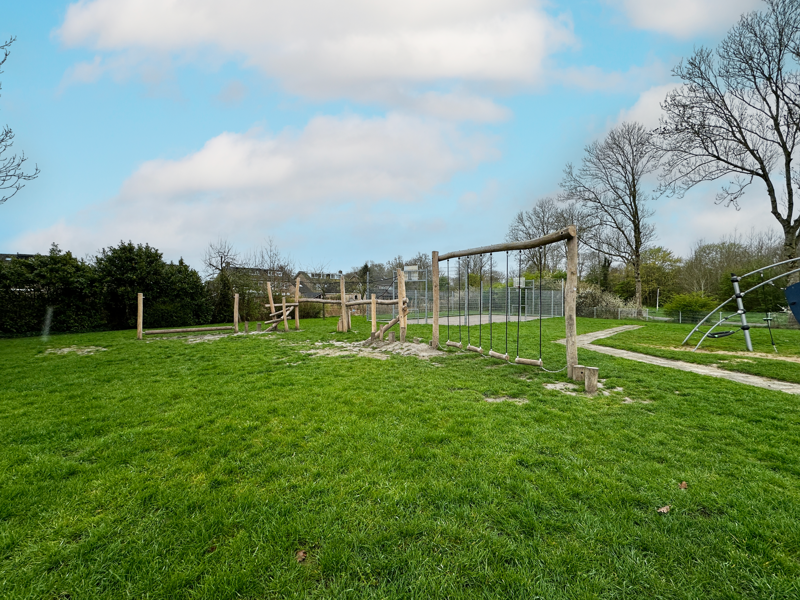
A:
634,258,643,316
783,223,800,284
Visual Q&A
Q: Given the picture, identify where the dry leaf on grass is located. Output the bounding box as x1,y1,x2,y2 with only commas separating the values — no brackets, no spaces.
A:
657,505,671,514
296,550,307,563
680,481,688,489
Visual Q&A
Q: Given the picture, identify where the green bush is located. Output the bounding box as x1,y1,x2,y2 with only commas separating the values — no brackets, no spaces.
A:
662,293,718,318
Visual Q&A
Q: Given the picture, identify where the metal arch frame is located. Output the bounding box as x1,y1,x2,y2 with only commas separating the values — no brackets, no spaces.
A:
683,264,800,351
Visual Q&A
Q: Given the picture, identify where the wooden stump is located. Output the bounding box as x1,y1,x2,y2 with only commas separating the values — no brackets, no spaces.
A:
585,367,599,395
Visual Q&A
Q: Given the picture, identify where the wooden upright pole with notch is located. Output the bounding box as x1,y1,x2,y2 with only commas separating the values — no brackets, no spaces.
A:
339,271,348,332
564,226,579,377
431,251,439,348
137,293,143,340
266,282,275,315
371,294,377,335
294,277,301,330
234,293,239,333
397,268,407,343
282,296,289,332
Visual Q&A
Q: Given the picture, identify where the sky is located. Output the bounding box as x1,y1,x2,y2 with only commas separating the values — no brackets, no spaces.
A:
0,0,777,273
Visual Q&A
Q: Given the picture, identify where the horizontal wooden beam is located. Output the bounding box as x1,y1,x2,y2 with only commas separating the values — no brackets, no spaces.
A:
437,226,576,261
144,326,234,335
297,297,403,306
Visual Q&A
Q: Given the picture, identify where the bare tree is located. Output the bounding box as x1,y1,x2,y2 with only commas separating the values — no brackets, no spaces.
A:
1,37,39,206
507,197,564,273
560,122,661,310
203,239,239,279
657,0,800,266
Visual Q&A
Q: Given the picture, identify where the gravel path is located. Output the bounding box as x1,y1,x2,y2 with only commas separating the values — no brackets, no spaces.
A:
560,325,800,396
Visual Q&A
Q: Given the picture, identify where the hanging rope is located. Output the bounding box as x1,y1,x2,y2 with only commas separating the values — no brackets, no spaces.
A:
466,259,471,347
516,250,522,359
505,251,509,356
489,253,493,352
446,259,451,342
479,257,482,349
458,258,462,343
538,248,543,360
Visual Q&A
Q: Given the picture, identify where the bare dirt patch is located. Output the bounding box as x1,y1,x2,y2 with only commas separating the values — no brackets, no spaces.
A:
485,396,529,405
43,346,107,356
544,382,579,396
303,339,444,361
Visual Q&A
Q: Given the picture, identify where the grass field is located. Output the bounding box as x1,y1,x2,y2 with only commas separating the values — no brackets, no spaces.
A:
1,317,799,599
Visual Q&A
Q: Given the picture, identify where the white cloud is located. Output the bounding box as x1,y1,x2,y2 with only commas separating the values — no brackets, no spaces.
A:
57,0,575,114
615,83,679,128
612,0,762,38
12,113,498,263
656,190,781,257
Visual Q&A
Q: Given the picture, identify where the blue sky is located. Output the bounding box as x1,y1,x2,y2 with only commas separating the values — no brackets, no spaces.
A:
0,0,773,272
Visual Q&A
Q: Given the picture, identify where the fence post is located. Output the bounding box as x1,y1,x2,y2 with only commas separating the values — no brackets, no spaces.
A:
432,251,439,348
295,277,301,330
371,294,377,335
137,293,143,339
679,311,682,324
339,271,348,332
618,308,621,320
594,307,597,319
234,293,239,333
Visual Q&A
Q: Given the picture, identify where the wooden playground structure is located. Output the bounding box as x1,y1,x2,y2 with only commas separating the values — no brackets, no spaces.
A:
136,226,598,389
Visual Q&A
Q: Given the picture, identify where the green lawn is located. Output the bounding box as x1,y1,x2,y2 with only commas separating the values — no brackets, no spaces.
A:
1,317,798,599
592,321,800,384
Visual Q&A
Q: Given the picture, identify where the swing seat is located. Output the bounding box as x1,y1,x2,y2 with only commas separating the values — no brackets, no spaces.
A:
514,357,543,367
488,350,509,361
708,330,738,339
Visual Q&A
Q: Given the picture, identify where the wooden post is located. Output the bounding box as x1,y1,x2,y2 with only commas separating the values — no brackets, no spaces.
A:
257,322,262,332
244,320,249,334
137,293,143,340
234,293,239,333
585,367,599,395
266,282,276,315
397,268,407,343
431,251,439,348
339,271,348,332
294,277,300,330
282,296,289,332
571,365,586,383
564,226,579,378
371,294,377,334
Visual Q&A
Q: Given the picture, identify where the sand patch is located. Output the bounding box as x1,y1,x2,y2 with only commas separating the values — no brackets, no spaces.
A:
485,396,529,405
622,397,653,404
544,382,579,396
303,339,444,361
43,346,107,356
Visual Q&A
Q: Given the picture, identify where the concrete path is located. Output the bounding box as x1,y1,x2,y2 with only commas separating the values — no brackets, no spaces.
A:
559,325,800,396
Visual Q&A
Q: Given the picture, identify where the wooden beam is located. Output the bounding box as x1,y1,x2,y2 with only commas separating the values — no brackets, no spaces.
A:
438,227,575,261
266,282,275,315
564,226,579,377
282,296,289,332
269,303,299,317
234,293,239,333
431,251,439,348
137,293,143,340
397,268,407,342
371,294,377,334
378,315,400,339
294,277,300,330
339,271,349,332
144,326,234,335
488,350,509,361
